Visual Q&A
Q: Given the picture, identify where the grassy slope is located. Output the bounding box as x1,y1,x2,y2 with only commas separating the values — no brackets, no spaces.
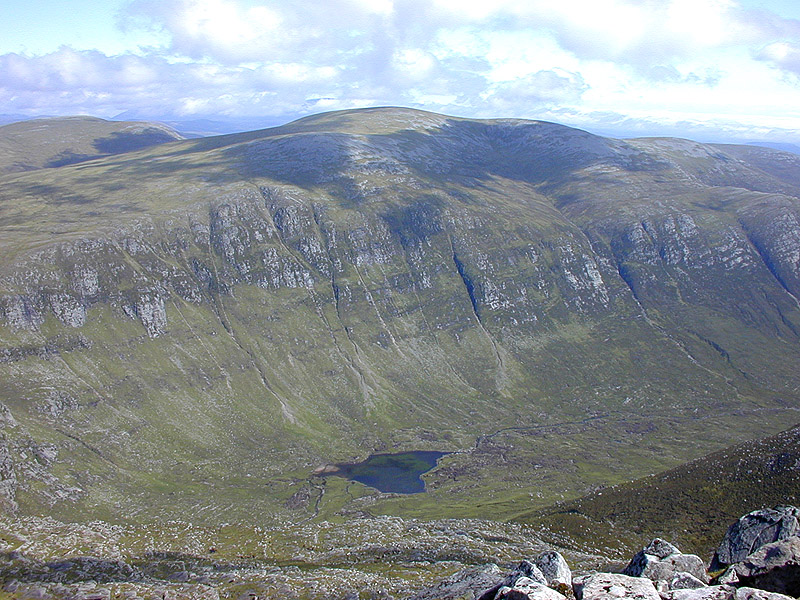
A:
0,108,798,527
0,116,183,174
523,423,800,564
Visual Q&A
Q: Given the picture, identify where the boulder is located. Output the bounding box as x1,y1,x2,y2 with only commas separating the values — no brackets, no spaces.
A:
576,573,660,600
478,562,550,600
410,564,505,600
733,588,796,600
508,561,549,587
535,551,572,587
715,568,739,586
667,585,736,600
712,507,800,571
670,572,708,590
495,576,568,600
623,539,708,584
733,536,800,597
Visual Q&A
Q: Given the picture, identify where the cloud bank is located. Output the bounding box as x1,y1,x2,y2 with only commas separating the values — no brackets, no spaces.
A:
1,0,799,141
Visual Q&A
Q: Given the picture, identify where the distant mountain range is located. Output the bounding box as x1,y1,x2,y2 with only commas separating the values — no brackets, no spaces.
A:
0,108,798,533
3,111,799,153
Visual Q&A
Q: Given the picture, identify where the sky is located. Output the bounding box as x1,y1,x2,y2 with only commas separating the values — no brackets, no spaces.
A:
1,0,800,142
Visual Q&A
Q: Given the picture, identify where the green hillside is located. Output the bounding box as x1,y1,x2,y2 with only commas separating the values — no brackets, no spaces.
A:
0,107,798,527
525,423,800,563
0,116,183,174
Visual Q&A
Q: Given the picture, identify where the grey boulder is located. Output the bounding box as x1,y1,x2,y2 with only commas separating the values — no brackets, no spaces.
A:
712,507,800,571
624,539,708,584
410,564,505,600
535,551,572,588
733,536,800,597
667,585,737,600
670,572,709,591
477,561,554,600
576,573,660,600
494,577,568,600
507,561,549,587
733,588,796,600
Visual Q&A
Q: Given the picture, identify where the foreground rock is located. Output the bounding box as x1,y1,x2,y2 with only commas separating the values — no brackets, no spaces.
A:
712,507,800,571
535,551,572,588
624,538,708,584
665,586,796,600
495,576,567,600
734,588,797,600
506,560,550,587
666,584,738,600
668,572,708,591
476,561,551,600
409,564,505,600
733,536,800,597
575,572,660,600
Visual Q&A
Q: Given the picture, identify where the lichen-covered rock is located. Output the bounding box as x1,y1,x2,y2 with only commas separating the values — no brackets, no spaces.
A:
43,556,143,583
716,568,739,586
2,295,44,330
495,576,567,600
477,561,553,600
506,561,549,587
535,551,572,588
576,573,660,600
623,539,708,584
712,507,800,570
670,572,708,591
667,585,736,600
49,292,86,327
410,564,505,600
733,587,796,600
733,536,800,597
0,434,17,511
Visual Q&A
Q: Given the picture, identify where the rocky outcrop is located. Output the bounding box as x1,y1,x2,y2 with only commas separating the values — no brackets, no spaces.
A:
535,551,572,588
575,573,660,600
733,587,796,600
624,538,708,583
733,537,800,597
666,585,737,600
477,561,551,600
0,434,16,511
409,564,505,600
431,507,800,600
712,507,800,571
495,577,567,600
0,402,17,512
506,561,550,587
3,505,800,600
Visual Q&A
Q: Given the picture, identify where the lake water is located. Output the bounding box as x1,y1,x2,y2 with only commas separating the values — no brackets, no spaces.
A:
323,450,448,494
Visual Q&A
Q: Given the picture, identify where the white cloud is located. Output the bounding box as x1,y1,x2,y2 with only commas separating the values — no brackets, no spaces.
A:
482,70,589,113
1,0,799,143
756,41,800,76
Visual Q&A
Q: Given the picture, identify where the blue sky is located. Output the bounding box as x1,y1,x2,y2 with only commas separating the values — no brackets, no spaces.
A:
1,0,800,142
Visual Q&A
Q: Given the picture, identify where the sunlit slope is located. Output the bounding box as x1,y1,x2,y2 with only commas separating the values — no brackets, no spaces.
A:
0,108,798,523
525,422,800,562
0,116,183,174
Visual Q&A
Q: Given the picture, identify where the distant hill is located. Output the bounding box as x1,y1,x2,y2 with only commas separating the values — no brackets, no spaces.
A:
525,423,800,562
0,116,183,174
747,141,800,155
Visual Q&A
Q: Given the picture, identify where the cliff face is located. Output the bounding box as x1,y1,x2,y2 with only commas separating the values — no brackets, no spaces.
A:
0,108,798,522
